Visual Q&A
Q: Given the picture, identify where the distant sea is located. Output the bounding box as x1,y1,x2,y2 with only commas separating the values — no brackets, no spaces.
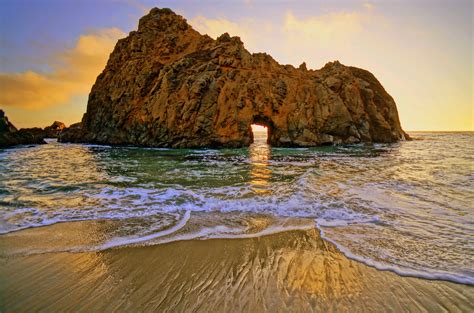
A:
1,132,472,285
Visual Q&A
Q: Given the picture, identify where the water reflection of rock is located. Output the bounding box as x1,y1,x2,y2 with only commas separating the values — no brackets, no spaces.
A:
249,132,272,194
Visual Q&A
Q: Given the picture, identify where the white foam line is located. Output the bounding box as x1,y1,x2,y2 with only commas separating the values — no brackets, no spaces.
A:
155,223,316,245
221,224,315,239
315,220,474,286
98,210,191,250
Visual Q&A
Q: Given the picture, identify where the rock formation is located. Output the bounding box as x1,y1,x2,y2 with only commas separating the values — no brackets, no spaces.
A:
0,110,17,134
60,8,409,148
18,121,66,140
0,110,46,147
43,121,66,138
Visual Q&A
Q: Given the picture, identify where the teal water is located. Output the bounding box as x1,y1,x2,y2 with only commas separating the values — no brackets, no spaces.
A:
0,132,473,285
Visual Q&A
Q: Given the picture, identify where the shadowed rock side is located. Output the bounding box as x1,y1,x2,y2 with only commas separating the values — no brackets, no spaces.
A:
0,110,46,147
61,8,408,148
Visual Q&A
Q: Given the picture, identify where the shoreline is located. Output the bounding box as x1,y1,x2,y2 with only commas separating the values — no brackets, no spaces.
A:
2,213,472,287
1,222,472,312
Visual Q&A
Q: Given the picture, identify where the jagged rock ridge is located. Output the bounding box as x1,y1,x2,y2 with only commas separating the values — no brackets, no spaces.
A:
61,7,408,147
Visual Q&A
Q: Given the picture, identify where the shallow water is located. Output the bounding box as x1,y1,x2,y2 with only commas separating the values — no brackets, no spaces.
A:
0,132,473,285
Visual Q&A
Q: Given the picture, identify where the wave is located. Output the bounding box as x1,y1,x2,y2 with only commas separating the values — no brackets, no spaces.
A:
98,210,192,250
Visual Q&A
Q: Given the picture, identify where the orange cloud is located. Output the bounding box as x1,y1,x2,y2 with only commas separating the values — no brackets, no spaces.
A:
0,28,125,110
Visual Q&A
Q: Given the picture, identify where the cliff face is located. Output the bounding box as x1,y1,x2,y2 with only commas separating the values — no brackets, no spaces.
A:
61,8,408,147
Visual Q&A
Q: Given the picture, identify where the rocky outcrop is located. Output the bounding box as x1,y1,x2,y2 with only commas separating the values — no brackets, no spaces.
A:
19,121,66,140
59,122,82,142
0,110,46,147
43,121,66,138
60,8,409,147
0,110,17,133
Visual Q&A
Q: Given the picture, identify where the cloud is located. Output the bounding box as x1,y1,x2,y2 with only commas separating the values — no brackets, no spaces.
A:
277,10,383,68
189,9,376,67
363,2,375,11
190,15,272,52
191,16,250,39
0,28,125,110
284,11,367,40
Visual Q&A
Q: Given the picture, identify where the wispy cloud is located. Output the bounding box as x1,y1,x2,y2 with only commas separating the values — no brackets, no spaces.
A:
283,10,368,45
0,28,125,110
190,8,376,67
190,15,274,53
363,1,375,11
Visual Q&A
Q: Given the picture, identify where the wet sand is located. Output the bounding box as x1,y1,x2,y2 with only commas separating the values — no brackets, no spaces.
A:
1,223,473,312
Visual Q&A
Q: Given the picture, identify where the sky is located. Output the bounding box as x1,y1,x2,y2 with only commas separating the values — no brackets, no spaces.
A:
0,0,472,131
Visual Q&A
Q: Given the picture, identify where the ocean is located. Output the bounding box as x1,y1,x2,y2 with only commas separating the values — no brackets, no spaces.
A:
1,132,473,285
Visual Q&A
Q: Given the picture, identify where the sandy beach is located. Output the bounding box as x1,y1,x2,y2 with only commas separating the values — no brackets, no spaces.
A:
1,220,472,312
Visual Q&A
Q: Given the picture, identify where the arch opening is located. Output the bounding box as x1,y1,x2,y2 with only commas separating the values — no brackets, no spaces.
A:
250,124,268,144
248,116,274,145
248,122,272,193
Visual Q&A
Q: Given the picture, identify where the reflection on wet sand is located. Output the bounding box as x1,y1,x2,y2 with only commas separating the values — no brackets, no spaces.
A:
1,225,472,312
249,135,272,194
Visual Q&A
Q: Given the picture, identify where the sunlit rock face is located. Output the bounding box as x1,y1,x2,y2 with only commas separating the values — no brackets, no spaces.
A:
60,8,408,148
